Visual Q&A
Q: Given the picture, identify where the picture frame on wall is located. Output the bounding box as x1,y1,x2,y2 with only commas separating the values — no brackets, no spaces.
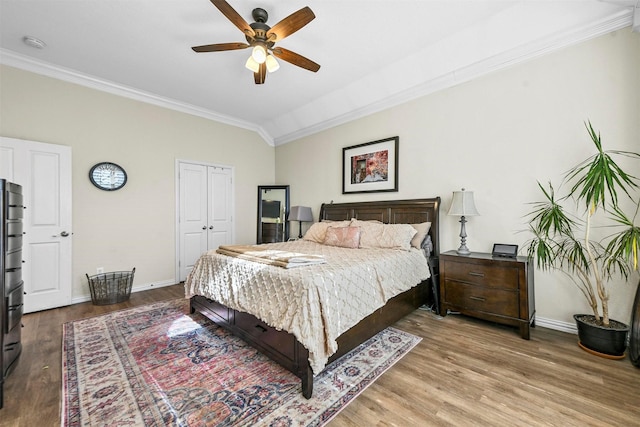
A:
342,136,399,194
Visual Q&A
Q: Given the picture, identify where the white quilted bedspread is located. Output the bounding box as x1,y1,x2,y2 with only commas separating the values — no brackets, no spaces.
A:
185,240,430,374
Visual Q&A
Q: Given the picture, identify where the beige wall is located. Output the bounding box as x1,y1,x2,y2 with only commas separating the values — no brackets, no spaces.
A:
0,65,275,299
276,29,640,327
1,29,638,327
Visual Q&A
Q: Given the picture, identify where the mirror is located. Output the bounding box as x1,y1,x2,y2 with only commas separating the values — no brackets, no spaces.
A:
257,185,290,243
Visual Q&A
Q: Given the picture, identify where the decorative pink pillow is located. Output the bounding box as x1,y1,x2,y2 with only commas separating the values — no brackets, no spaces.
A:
323,226,361,249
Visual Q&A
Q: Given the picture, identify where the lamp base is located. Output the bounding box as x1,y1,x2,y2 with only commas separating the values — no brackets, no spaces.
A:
456,246,471,255
457,215,471,255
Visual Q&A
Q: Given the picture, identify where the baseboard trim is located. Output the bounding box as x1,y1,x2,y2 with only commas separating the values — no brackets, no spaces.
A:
535,316,577,335
72,279,178,305
70,285,579,336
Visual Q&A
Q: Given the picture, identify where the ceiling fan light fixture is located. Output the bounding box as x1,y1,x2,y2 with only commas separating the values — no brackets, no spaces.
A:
192,1,320,84
245,56,260,73
251,45,267,64
265,54,280,72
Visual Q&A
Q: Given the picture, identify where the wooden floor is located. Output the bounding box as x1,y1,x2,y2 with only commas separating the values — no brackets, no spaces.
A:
1,284,638,426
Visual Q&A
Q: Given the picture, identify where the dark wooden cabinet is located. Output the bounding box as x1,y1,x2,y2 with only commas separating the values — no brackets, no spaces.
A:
261,222,284,243
1,180,24,408
439,250,535,339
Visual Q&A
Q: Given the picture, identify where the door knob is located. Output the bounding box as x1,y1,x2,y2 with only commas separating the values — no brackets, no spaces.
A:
60,231,70,237
202,226,207,230
209,226,213,230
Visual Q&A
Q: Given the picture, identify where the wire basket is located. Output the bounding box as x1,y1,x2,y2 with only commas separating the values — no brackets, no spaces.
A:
86,268,135,305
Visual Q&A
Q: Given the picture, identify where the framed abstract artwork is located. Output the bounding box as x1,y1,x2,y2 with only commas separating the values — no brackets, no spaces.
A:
342,136,399,194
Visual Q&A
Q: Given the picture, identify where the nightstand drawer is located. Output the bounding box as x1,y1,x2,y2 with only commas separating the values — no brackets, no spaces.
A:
444,280,519,318
443,260,518,289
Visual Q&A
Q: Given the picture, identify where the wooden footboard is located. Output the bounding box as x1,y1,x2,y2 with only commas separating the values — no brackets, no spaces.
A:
190,279,428,399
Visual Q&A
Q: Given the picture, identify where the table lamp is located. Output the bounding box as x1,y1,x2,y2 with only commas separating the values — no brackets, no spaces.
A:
288,206,313,239
448,188,480,255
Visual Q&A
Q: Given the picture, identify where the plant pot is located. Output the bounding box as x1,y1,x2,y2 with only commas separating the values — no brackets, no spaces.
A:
630,280,640,367
573,314,629,358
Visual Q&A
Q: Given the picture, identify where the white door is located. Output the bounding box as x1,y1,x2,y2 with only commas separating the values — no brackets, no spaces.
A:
178,163,208,281
0,137,72,313
177,161,233,282
208,166,232,248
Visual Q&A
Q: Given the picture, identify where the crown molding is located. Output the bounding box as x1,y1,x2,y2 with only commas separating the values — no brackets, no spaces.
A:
0,49,275,146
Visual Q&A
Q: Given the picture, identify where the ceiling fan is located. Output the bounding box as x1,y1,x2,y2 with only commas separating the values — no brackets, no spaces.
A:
192,0,321,84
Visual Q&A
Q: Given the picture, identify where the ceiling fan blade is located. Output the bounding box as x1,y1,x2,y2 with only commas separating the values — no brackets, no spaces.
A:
267,6,315,41
192,42,249,53
272,47,320,72
210,0,255,37
254,62,266,84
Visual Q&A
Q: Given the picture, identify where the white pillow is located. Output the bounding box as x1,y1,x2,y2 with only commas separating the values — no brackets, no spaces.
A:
351,220,417,251
410,222,432,249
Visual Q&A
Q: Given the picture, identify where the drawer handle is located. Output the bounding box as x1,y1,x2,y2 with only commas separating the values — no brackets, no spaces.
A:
469,296,486,302
254,324,267,333
468,272,485,277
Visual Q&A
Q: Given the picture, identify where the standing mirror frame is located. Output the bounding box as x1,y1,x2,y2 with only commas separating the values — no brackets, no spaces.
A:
257,185,290,244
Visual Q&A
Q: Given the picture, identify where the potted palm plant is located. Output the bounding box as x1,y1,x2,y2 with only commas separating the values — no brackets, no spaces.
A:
525,121,640,358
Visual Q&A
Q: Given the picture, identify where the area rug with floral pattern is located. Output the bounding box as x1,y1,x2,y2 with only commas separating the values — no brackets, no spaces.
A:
62,298,421,426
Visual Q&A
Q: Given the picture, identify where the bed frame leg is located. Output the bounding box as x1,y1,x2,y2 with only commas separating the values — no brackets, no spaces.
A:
302,366,313,399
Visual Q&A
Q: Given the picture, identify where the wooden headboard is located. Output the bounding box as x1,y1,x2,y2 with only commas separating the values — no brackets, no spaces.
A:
319,198,441,256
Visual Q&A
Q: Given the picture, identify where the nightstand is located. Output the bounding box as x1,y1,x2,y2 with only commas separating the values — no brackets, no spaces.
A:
439,250,535,339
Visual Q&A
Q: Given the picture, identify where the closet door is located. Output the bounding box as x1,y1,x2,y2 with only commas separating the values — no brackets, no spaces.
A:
177,161,233,282
207,166,232,249
178,163,208,282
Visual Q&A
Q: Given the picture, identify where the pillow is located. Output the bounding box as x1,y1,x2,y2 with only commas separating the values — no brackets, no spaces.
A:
323,226,361,249
421,234,434,257
351,218,382,224
352,220,417,251
410,222,432,249
303,220,351,243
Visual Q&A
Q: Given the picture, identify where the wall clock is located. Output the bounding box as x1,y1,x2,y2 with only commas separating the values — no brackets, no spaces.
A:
89,162,127,191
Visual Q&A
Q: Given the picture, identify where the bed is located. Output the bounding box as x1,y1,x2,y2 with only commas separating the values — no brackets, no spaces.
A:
185,197,440,398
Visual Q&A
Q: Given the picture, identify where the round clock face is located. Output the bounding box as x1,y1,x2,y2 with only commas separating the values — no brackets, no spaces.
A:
89,162,127,191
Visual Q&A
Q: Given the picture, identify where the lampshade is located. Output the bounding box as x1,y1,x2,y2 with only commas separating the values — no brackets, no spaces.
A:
251,45,267,64
245,56,260,73
265,54,280,72
289,206,313,222
448,189,480,217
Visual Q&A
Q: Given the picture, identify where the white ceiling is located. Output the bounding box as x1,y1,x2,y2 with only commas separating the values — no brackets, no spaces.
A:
0,1,637,145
